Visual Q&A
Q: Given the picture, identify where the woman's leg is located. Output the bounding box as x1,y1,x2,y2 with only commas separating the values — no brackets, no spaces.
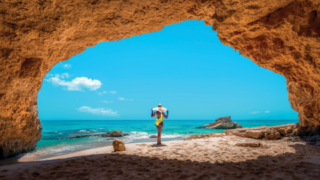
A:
157,122,163,145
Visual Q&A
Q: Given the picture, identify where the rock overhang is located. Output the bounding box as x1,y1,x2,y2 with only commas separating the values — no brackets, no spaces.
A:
1,0,320,158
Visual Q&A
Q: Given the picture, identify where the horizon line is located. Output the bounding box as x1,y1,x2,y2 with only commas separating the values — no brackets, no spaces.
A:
40,119,299,121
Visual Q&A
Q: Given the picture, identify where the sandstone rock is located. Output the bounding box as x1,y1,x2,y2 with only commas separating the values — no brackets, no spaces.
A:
112,139,126,151
264,129,281,140
1,0,320,159
150,135,158,138
235,143,260,147
196,116,242,129
224,124,298,140
278,128,286,136
285,127,293,134
245,131,264,139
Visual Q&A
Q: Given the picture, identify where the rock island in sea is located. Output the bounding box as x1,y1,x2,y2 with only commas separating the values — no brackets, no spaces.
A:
195,116,242,129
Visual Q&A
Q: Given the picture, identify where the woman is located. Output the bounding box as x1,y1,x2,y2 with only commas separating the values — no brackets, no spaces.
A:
151,104,169,145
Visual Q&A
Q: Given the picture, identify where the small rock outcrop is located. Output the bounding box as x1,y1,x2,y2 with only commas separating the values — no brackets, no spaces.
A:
67,135,91,139
196,116,242,129
101,130,126,137
149,135,158,138
67,130,128,139
224,124,298,140
112,139,126,151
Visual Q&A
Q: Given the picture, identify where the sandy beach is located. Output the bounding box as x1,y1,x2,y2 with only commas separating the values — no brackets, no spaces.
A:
1,135,320,179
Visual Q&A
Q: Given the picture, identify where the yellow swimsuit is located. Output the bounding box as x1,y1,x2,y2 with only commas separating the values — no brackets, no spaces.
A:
155,112,163,126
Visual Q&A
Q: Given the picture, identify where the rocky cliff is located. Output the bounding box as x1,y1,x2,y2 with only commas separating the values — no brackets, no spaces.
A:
1,0,320,158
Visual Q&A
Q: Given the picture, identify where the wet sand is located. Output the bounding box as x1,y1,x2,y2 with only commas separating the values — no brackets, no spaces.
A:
1,135,320,179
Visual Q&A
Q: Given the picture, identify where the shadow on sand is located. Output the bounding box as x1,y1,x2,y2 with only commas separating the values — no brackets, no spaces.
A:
0,144,319,180
150,144,168,147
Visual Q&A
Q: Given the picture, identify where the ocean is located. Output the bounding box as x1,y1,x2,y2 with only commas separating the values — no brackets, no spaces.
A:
25,120,298,157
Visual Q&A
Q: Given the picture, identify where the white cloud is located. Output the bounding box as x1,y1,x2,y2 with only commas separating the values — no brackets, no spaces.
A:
60,73,70,78
64,64,71,69
265,111,270,113
98,91,117,95
251,111,260,114
46,74,102,91
78,106,118,116
118,97,133,101
101,100,113,103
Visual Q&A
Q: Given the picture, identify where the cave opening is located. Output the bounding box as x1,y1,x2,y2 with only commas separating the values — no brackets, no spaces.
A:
32,20,298,157
2,1,320,178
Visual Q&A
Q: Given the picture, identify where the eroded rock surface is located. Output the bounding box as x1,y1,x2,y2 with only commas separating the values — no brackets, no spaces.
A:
1,0,320,158
224,124,298,140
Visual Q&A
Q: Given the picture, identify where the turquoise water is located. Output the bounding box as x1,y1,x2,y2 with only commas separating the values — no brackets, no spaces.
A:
27,120,298,157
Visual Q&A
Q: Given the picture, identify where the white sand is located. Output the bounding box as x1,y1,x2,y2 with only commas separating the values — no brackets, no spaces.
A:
1,136,320,179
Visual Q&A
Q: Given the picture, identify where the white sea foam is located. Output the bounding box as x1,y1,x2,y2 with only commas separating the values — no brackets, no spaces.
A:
23,144,88,157
120,131,186,143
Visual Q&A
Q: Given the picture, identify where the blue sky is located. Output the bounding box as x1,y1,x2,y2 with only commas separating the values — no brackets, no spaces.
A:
38,20,298,120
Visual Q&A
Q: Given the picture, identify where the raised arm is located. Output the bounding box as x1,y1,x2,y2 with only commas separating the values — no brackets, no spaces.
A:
163,110,169,119
151,109,156,118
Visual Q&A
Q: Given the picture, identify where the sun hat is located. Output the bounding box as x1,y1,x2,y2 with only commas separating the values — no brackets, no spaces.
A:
152,104,167,112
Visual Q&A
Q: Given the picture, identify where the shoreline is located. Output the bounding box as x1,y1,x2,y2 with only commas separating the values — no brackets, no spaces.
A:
0,139,183,170
0,137,183,167
24,120,298,161
0,123,307,167
1,134,320,179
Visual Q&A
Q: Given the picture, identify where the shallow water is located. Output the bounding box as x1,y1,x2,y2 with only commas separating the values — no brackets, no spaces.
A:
24,120,298,157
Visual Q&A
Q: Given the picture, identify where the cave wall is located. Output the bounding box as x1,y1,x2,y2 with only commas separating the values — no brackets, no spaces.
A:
1,0,320,158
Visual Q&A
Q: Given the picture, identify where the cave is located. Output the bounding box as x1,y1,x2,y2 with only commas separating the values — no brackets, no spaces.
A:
1,0,320,159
